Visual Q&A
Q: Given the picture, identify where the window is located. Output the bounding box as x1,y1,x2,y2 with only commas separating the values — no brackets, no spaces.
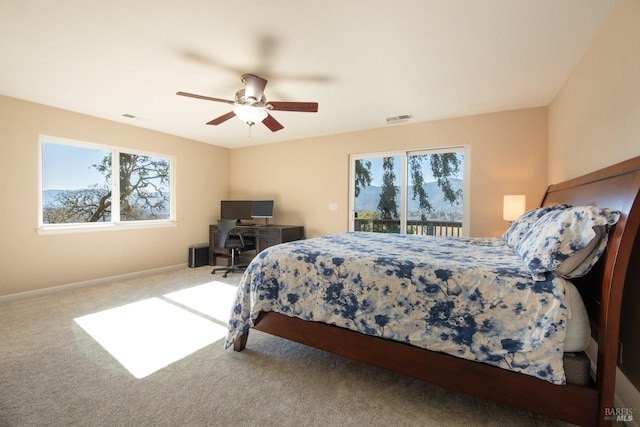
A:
349,146,469,236
39,136,175,234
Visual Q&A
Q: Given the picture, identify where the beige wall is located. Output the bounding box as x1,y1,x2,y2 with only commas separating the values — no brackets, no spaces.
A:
230,107,549,239
0,95,230,296
0,99,549,297
548,0,640,407
549,0,640,182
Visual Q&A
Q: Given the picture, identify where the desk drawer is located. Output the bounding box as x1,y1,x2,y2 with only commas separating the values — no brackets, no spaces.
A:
255,228,278,238
258,238,278,251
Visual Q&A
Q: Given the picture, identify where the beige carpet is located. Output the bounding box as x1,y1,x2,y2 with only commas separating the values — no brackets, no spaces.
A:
0,266,593,426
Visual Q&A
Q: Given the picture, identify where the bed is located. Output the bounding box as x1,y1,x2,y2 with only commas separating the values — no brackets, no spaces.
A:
226,156,640,427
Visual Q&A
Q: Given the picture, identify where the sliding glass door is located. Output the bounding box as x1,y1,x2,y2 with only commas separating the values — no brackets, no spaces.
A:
349,146,467,236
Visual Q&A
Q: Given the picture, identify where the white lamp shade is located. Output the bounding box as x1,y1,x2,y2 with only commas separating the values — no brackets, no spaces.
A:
233,105,268,125
503,195,526,221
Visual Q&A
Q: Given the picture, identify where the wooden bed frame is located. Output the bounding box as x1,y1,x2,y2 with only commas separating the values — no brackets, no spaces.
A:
234,156,640,427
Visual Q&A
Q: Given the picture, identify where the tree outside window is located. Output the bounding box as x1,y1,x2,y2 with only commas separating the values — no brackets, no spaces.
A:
352,148,465,235
41,139,172,227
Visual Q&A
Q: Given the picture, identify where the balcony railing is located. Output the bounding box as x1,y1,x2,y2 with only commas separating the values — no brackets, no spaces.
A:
354,219,463,236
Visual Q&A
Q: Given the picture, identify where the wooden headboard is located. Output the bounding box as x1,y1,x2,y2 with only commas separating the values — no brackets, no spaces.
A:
541,156,640,419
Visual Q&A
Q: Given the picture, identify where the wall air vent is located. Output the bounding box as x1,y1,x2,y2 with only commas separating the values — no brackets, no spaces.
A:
386,114,412,125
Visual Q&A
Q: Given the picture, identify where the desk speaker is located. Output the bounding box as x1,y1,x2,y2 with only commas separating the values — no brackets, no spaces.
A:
188,244,209,268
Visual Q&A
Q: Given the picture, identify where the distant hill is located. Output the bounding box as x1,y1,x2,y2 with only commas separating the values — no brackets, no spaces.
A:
42,189,68,206
355,179,463,221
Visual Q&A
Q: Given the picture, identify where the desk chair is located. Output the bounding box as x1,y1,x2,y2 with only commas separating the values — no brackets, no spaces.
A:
211,219,251,277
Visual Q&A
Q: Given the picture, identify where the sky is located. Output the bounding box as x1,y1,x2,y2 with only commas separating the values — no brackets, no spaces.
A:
365,154,463,187
367,157,401,186
42,142,110,190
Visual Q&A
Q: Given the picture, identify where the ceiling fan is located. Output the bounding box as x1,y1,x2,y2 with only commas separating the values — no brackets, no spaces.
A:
177,74,318,132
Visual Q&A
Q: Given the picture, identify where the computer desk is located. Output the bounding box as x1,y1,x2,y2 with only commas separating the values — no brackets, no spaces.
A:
208,223,305,266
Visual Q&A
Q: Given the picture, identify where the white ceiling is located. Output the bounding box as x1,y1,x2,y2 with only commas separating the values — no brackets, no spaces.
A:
0,0,616,149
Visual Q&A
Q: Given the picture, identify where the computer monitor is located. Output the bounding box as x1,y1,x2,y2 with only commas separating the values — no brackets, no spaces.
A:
220,200,252,222
251,200,274,225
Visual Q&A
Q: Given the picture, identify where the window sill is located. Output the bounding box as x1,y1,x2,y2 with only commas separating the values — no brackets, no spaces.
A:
36,220,177,235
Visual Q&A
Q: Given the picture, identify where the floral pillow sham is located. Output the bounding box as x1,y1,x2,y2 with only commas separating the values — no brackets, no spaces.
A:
514,206,620,280
502,204,568,248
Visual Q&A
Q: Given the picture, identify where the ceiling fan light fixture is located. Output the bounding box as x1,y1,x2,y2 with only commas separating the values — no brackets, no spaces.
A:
233,104,268,126
177,73,317,132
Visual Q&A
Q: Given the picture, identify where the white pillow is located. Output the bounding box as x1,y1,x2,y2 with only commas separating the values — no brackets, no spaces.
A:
564,281,591,352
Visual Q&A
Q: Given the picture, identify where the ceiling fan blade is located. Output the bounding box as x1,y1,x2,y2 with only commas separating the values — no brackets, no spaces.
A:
269,101,318,113
176,91,234,104
262,113,284,132
207,111,236,125
243,74,268,101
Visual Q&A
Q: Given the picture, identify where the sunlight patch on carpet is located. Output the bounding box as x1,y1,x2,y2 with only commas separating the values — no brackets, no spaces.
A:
75,297,227,379
163,281,238,323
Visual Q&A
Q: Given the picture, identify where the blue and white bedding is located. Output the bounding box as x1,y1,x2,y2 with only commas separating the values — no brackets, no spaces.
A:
225,232,570,384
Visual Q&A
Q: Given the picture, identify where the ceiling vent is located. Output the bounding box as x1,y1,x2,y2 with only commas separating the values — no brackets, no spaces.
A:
386,114,412,125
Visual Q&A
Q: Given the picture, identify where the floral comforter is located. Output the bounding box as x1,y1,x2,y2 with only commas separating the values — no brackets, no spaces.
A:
225,232,569,384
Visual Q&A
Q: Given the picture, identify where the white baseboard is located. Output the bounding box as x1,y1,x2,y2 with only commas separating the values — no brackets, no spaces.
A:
0,264,186,303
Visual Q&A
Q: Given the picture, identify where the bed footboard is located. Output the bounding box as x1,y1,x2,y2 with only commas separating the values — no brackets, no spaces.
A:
240,311,600,427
